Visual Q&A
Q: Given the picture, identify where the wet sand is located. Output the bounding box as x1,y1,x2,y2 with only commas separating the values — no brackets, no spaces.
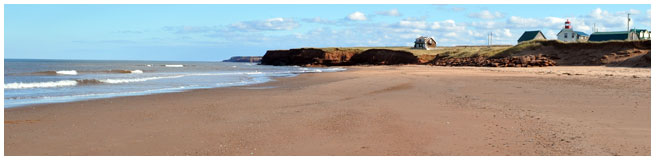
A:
4,65,651,155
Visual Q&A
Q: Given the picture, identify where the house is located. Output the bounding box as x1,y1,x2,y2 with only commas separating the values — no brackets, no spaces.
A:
630,29,651,40
557,20,589,42
413,36,437,49
517,30,547,43
588,31,639,42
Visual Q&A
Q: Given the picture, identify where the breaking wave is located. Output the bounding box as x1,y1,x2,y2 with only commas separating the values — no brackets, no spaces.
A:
164,64,184,67
99,75,185,84
4,75,186,89
5,68,345,90
27,70,78,75
22,69,143,75
4,80,78,89
56,70,78,75
106,70,144,74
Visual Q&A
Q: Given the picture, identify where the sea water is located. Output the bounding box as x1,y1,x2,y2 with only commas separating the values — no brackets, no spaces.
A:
4,59,345,108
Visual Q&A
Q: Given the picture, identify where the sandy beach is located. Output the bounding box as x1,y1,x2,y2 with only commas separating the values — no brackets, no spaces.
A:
4,65,650,156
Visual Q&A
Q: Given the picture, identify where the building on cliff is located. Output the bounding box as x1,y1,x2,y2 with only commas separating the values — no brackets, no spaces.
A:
630,29,651,40
556,19,589,42
587,31,639,42
413,36,437,50
517,30,546,43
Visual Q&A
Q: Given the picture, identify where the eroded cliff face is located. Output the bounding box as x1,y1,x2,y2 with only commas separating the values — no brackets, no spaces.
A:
431,55,557,67
261,40,650,67
430,40,651,67
349,49,419,65
260,48,324,66
493,40,651,67
261,48,417,66
260,48,358,66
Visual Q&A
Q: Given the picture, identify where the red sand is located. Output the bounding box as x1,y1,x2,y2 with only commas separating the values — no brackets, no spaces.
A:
4,66,650,155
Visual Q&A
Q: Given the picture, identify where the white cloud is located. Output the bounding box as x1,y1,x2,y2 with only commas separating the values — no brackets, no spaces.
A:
544,30,558,39
508,16,542,28
467,30,485,38
628,9,641,15
230,17,299,31
346,11,367,21
647,9,651,18
507,16,568,29
586,8,625,28
468,10,504,19
194,7,649,48
376,9,401,16
430,20,466,32
302,17,337,24
444,32,457,37
469,21,503,29
589,8,607,19
398,19,427,29
501,29,512,37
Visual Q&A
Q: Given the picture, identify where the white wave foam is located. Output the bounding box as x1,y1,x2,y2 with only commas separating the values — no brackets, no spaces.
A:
246,71,263,75
294,67,347,73
146,64,152,67
4,80,78,89
56,70,78,75
164,64,184,67
99,75,185,84
325,67,347,71
130,70,143,74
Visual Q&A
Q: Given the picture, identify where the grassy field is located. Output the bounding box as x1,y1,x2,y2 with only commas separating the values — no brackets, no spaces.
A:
299,39,649,59
313,45,514,58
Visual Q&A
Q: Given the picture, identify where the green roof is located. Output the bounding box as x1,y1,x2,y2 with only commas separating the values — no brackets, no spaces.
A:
517,30,543,43
588,31,629,41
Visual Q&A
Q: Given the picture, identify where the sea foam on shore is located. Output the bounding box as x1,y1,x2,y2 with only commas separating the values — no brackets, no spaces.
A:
4,59,345,108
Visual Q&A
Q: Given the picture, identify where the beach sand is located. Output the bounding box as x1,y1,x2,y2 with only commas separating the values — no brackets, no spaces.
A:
4,65,651,155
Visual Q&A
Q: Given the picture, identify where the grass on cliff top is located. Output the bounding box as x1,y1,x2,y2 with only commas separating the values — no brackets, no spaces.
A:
304,39,646,58
313,45,513,58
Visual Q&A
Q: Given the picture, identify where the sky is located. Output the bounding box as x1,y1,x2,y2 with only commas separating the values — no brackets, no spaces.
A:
4,4,652,61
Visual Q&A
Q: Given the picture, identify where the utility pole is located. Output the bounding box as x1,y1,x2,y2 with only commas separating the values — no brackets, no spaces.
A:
487,32,492,47
627,13,631,32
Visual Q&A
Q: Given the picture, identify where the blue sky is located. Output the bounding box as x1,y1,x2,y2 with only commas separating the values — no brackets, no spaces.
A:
4,4,651,61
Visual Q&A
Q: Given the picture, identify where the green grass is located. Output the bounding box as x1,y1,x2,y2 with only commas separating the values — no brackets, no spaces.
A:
308,45,513,58
295,39,648,59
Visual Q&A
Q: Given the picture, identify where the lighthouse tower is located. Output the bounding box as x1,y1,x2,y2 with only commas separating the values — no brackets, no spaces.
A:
557,19,588,42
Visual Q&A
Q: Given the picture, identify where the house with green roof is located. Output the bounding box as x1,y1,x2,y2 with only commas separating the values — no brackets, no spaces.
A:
630,29,651,40
588,31,639,42
517,30,547,43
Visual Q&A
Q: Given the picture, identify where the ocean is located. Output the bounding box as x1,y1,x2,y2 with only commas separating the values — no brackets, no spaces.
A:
3,59,345,108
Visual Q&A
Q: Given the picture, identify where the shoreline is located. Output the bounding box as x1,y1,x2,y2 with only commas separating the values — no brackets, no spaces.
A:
7,65,648,109
3,70,319,109
4,65,650,155
3,64,346,108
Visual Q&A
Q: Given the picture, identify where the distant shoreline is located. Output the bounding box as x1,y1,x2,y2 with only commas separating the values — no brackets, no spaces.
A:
4,58,231,62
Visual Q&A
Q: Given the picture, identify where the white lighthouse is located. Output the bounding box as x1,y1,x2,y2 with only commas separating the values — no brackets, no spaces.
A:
557,19,589,42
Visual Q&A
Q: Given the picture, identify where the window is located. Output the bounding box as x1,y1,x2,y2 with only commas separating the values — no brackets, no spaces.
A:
564,33,568,38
